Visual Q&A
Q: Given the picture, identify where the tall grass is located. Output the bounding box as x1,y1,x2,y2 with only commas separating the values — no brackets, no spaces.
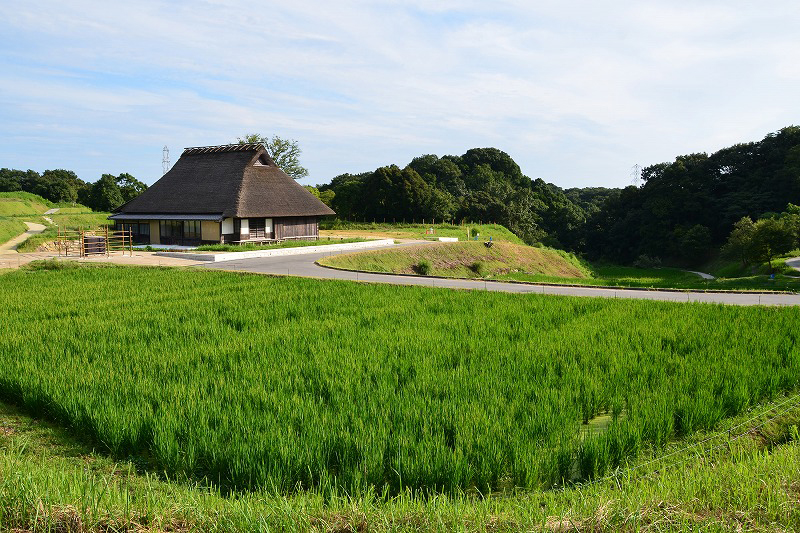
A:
1,265,798,494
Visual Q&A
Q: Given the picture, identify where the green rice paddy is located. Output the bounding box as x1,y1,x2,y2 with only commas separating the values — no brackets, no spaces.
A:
1,264,798,495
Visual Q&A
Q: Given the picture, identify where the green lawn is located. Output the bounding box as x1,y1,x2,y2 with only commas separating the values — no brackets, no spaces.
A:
499,264,800,291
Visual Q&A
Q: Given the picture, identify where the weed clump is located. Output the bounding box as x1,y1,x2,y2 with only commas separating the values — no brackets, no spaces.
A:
415,259,432,275
23,259,81,271
470,261,489,277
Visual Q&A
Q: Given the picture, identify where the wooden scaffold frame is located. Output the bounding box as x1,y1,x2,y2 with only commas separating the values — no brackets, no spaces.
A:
56,226,134,258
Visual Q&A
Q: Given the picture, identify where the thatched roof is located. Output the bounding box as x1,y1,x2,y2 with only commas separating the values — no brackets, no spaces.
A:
112,144,335,219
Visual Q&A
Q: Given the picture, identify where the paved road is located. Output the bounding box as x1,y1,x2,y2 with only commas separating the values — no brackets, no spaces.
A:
203,244,800,306
785,257,800,272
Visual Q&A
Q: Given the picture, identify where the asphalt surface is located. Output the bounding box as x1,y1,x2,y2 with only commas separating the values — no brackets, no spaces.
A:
203,243,800,306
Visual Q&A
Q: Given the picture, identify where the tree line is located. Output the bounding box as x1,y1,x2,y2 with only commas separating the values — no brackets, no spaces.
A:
317,127,800,268
3,126,798,267
583,126,800,265
0,168,147,212
318,147,599,250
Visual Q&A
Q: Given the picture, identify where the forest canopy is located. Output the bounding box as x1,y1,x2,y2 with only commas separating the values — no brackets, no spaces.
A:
319,127,800,266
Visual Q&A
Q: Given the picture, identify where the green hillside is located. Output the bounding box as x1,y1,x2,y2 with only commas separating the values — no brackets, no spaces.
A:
319,240,588,278
0,192,52,216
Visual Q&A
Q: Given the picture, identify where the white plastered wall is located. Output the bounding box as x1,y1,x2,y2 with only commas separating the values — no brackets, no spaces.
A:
221,218,234,234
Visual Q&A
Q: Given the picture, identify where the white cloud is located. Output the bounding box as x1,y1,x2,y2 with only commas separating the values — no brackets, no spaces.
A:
0,0,798,187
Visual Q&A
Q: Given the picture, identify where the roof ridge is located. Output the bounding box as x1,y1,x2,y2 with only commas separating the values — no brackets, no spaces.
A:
182,143,264,156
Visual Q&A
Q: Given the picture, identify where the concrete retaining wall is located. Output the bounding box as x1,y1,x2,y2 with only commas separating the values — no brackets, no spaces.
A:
155,239,395,262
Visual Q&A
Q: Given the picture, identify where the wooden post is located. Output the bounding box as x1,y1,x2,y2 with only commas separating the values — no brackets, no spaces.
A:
129,228,133,256
106,225,110,257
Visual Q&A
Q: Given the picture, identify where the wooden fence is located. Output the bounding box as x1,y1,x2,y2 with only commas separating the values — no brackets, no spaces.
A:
56,226,133,258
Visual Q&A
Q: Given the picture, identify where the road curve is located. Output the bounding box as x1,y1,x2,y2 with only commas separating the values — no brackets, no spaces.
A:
203,243,800,306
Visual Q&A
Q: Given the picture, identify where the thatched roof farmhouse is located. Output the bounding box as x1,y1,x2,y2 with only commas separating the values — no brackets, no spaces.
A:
110,144,334,245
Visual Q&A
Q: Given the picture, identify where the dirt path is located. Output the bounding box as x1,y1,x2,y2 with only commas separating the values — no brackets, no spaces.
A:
0,221,47,254
0,250,205,269
686,270,715,280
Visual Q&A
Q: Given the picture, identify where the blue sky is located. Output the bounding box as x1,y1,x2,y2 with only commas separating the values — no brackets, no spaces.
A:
1,1,798,188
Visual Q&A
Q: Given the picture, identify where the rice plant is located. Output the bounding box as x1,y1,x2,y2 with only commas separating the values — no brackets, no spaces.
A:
0,265,798,494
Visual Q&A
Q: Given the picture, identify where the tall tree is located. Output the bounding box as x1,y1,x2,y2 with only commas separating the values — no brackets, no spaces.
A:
88,174,124,212
38,169,84,204
722,217,756,267
115,173,147,203
751,217,795,269
237,134,309,180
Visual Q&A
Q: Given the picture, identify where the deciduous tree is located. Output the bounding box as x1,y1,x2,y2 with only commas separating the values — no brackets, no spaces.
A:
237,134,309,180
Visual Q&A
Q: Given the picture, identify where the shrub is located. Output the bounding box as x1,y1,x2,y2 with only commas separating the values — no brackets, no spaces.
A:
415,259,432,275
470,261,489,277
633,254,661,269
23,259,81,271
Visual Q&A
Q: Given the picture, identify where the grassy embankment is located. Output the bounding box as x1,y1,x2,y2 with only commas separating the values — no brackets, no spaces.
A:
3,264,799,494
320,231,800,291
14,212,112,253
0,192,51,247
0,191,108,252
320,240,589,279
511,262,800,292
320,219,522,243
0,218,27,247
1,393,797,532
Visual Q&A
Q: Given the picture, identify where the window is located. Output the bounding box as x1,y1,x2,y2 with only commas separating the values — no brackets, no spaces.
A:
184,220,201,239
114,221,150,244
160,220,181,239
159,220,202,244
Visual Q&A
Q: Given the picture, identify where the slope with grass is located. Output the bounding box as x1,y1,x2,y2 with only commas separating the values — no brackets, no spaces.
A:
320,240,589,279
322,242,800,292
0,192,52,248
1,396,798,532
14,211,112,252
0,218,28,247
0,196,50,216
0,191,105,250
